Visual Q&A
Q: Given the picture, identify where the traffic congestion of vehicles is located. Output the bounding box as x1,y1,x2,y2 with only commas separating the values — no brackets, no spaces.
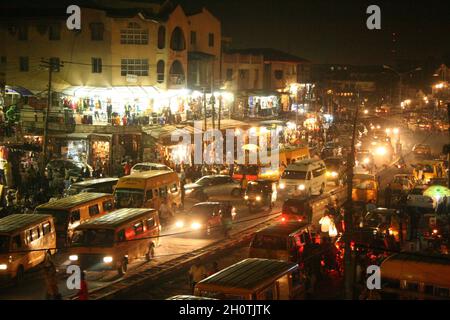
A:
0,103,449,301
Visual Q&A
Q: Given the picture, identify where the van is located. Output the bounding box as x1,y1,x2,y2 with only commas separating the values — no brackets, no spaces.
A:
34,193,114,247
0,214,56,283
195,258,302,300
249,222,312,262
279,159,327,196
68,208,160,275
114,170,181,211
65,178,119,196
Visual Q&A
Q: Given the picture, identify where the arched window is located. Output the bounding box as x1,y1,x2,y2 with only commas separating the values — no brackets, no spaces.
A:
170,27,186,51
169,60,185,85
157,26,166,49
157,60,165,83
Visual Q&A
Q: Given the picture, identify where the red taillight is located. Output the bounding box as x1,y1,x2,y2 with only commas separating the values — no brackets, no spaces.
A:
281,217,286,222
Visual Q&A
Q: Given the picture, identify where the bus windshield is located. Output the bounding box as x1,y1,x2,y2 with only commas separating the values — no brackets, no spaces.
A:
71,229,115,247
281,170,307,180
0,236,10,254
115,189,144,208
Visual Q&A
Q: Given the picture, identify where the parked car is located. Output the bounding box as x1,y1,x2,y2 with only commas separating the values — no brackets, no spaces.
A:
412,144,432,157
173,202,236,236
184,175,242,201
130,162,173,174
45,159,92,180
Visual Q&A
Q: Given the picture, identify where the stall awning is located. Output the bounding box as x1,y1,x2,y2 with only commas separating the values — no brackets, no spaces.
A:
5,85,35,97
62,86,161,98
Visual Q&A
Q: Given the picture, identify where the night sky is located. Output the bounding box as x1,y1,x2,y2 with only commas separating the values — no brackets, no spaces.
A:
3,0,450,65
178,0,450,65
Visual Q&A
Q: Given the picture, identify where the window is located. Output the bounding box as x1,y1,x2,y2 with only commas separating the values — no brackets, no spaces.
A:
19,57,29,72
89,204,100,217
208,33,214,47
157,60,165,83
146,190,153,200
27,227,40,243
226,68,233,81
90,23,104,41
134,221,144,235
120,59,149,76
159,186,168,198
157,26,165,49
18,25,28,40
120,22,148,45
170,27,186,51
92,57,102,73
42,222,52,235
70,210,81,224
103,200,113,211
190,31,197,45
12,235,22,249
146,217,155,228
117,229,126,242
49,57,60,72
274,70,283,80
49,24,61,40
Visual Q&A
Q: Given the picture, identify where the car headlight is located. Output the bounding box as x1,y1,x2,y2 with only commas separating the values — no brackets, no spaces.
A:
326,171,331,177
331,171,338,177
363,158,370,164
244,195,249,200
175,220,184,228
185,189,193,194
298,184,305,190
256,196,261,201
69,255,78,262
279,183,285,189
191,222,202,230
0,264,7,270
103,256,113,263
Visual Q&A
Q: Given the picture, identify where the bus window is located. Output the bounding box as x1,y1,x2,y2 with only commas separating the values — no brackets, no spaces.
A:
146,217,155,228
134,221,144,235
71,210,81,224
146,190,153,200
42,222,52,235
89,204,100,217
117,229,126,242
12,235,22,249
159,186,168,198
170,183,178,193
103,200,114,211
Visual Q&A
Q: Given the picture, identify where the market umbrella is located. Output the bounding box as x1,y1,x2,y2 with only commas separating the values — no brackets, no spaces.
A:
424,185,450,201
242,144,259,151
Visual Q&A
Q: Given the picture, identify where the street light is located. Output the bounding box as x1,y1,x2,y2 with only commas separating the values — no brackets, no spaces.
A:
383,65,422,108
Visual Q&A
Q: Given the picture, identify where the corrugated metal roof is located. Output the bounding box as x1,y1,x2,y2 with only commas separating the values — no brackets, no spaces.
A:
0,214,52,235
71,178,119,187
76,208,156,229
36,193,111,210
198,258,298,292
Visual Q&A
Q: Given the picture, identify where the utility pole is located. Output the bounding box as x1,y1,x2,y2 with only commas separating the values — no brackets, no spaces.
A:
344,92,360,300
203,87,207,130
40,58,63,172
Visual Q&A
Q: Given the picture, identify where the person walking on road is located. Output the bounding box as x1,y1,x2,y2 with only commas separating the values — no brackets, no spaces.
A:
78,271,89,300
43,257,61,300
188,258,207,294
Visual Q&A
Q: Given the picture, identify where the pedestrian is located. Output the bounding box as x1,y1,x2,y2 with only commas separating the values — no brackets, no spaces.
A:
78,271,89,300
123,161,132,176
188,258,207,294
43,258,61,300
366,199,377,212
107,103,112,124
384,184,392,208
159,198,173,226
